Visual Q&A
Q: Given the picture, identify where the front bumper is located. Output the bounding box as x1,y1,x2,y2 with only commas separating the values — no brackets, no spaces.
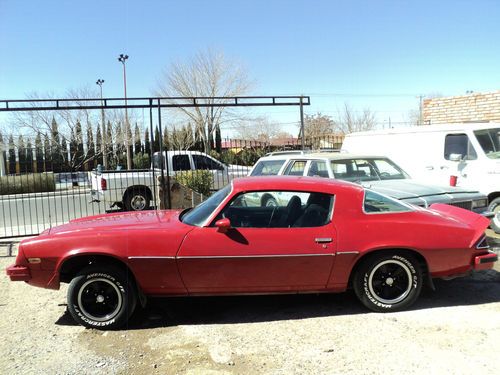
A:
473,251,498,271
6,264,31,281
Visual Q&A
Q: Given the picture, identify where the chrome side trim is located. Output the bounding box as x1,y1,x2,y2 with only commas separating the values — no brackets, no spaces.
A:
336,251,359,255
128,256,176,260
177,253,334,259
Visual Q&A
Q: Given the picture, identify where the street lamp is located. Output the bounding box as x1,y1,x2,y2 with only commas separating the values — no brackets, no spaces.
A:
118,54,132,169
96,79,107,169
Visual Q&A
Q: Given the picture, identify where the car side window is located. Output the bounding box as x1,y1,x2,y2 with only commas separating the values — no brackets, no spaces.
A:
307,161,329,178
193,155,224,170
444,134,477,160
215,191,333,228
284,160,307,176
172,155,191,171
364,190,413,213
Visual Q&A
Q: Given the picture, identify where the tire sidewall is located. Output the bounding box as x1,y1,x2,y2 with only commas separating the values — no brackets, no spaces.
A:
355,253,422,312
488,197,500,234
67,266,136,329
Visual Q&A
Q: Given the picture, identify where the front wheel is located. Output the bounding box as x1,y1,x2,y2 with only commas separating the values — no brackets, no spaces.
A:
67,265,137,329
353,252,422,312
488,197,500,234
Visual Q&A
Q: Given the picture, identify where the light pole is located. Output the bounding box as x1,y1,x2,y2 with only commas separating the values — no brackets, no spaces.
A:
96,79,107,169
118,53,132,169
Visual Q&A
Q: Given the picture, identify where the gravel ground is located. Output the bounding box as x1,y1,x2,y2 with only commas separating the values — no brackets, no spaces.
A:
1,240,499,375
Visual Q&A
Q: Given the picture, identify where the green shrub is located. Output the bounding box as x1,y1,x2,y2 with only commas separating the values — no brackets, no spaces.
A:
0,173,56,195
133,153,151,169
175,170,213,196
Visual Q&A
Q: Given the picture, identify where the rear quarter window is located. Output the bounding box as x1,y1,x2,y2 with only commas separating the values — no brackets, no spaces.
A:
364,190,413,213
250,160,286,176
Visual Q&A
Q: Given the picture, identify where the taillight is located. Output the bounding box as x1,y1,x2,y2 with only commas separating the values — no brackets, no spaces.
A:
100,177,107,191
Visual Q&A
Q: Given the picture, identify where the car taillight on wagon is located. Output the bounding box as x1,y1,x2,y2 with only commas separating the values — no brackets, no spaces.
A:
101,177,107,191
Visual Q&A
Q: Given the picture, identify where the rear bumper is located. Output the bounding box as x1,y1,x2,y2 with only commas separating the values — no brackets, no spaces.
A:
6,264,31,281
473,251,498,271
89,189,102,203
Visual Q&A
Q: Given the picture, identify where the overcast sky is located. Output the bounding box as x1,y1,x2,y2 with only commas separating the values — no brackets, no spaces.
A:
1,0,499,135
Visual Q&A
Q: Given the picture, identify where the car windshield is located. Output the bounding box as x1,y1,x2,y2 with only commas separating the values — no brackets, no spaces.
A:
180,185,231,226
330,158,409,182
474,128,500,159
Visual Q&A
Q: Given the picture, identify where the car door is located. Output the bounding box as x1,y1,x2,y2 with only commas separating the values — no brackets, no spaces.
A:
177,190,337,294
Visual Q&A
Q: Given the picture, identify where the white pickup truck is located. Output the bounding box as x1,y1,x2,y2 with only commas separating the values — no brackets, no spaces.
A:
89,151,250,211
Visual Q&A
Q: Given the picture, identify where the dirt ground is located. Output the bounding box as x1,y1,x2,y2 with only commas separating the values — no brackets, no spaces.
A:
0,239,499,375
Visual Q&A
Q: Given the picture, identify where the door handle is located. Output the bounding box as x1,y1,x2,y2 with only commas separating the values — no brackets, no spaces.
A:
315,237,333,243
425,166,434,170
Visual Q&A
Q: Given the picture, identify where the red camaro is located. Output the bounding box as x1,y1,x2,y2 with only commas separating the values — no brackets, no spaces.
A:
6,176,497,329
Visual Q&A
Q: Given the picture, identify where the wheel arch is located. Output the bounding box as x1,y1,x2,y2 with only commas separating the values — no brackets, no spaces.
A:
488,192,500,205
123,185,153,201
347,247,430,289
59,253,137,285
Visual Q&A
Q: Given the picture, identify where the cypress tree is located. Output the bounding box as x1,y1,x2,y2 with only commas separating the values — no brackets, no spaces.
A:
35,133,44,172
95,126,102,166
26,138,34,173
8,134,16,174
153,125,160,153
43,134,51,172
86,122,95,170
0,131,6,174
106,120,113,166
18,135,26,173
144,129,151,157
134,123,141,155
75,120,84,169
60,136,68,171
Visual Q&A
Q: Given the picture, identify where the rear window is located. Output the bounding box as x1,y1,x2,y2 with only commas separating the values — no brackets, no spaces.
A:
364,190,413,213
250,160,285,176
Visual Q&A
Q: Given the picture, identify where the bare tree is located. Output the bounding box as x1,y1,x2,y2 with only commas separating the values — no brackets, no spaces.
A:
334,104,377,134
304,113,335,139
155,48,252,153
234,117,283,143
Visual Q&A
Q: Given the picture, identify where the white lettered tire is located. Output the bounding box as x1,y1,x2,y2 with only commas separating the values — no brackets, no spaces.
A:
67,265,137,329
353,252,422,312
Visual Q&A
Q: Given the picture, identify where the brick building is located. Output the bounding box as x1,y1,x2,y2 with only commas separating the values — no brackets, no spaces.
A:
423,90,500,124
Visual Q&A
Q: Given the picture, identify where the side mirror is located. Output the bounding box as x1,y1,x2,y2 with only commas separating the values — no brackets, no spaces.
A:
449,153,463,162
215,218,232,233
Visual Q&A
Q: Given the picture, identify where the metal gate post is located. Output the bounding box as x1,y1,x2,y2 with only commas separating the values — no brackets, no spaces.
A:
149,99,157,208
157,99,171,209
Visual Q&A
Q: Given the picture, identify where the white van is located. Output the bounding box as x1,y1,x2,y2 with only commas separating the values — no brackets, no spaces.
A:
341,123,500,232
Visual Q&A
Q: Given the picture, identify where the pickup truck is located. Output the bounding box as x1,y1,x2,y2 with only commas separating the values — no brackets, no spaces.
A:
90,151,250,211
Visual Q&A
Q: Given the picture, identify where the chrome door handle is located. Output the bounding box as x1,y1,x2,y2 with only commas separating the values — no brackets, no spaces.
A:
315,238,333,243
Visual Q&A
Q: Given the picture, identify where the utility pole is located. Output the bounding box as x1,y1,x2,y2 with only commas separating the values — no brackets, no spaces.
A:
118,54,132,169
300,96,305,150
96,79,107,169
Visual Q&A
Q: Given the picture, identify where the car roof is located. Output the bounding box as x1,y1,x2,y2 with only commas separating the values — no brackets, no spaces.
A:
257,152,390,161
346,122,500,137
232,175,364,195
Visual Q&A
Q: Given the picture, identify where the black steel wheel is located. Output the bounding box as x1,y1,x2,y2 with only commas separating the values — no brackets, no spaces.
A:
353,252,422,312
67,265,137,329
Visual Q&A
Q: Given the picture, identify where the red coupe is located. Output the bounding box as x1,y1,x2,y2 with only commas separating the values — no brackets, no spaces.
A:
6,176,497,329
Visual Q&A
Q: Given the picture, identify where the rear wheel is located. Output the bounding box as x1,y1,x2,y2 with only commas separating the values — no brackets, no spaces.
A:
353,252,422,312
67,265,137,329
124,188,151,211
488,197,500,234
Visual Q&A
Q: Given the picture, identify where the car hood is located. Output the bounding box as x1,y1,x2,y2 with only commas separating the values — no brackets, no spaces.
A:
361,179,478,200
47,209,186,235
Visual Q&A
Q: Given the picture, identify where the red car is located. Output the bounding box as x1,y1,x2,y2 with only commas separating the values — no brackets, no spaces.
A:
6,176,497,329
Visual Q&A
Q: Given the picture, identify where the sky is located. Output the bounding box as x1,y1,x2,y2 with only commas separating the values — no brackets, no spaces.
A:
1,0,499,136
